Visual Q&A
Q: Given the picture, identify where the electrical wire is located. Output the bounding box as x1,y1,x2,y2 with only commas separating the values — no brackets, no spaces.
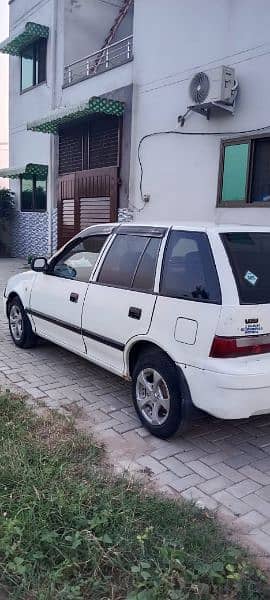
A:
142,49,270,97
137,124,270,211
140,40,270,92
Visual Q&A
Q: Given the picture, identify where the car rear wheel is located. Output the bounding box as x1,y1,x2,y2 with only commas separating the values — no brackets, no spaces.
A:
8,297,37,349
132,349,193,439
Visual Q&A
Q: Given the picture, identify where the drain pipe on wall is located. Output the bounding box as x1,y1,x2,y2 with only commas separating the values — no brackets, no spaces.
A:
48,0,58,256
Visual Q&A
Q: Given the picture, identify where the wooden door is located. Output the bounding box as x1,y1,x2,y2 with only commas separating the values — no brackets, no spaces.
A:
58,166,118,248
58,173,76,248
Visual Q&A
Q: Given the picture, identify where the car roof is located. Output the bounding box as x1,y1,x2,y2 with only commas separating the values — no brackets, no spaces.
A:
79,221,270,238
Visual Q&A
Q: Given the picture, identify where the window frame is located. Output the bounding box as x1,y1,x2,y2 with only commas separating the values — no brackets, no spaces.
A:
217,133,270,208
48,234,109,282
20,39,47,94
95,232,163,294
159,230,222,305
131,237,162,293
20,176,47,212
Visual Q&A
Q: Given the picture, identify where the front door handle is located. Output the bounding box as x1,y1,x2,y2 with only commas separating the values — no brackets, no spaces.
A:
70,292,79,303
128,306,142,320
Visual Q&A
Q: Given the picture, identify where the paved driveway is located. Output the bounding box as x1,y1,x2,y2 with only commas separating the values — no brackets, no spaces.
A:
2,259,270,558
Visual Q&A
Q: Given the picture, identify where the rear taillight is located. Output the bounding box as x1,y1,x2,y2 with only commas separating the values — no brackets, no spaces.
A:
210,334,270,358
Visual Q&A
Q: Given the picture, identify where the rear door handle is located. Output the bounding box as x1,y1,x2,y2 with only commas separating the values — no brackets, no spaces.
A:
128,306,142,320
70,292,79,303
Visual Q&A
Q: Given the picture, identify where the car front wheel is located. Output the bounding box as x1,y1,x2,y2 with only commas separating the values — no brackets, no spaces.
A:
132,349,193,439
8,297,37,349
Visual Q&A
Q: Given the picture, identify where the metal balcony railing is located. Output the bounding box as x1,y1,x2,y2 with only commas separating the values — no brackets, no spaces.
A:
64,35,133,87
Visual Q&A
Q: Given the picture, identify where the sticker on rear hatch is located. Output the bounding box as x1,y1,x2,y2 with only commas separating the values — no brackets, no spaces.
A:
241,318,263,334
241,323,263,335
244,270,258,286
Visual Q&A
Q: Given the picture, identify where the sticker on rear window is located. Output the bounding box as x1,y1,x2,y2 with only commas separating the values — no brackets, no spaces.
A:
244,270,258,286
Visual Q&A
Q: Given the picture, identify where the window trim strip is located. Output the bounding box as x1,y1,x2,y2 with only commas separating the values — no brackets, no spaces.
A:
25,308,124,351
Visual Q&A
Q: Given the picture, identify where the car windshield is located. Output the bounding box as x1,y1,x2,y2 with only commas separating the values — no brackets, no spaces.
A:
221,232,270,304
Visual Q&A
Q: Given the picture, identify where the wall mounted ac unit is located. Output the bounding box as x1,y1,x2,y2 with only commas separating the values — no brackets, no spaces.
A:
188,66,238,116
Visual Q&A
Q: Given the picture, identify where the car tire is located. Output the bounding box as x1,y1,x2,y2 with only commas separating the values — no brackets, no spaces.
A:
132,349,193,439
8,296,37,349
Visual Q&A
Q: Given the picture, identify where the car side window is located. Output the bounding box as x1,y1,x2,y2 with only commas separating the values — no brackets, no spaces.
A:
51,235,108,283
160,231,221,303
97,234,161,292
132,237,161,291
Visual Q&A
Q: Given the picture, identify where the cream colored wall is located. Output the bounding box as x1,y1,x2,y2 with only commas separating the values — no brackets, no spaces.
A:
0,0,9,188
130,0,270,227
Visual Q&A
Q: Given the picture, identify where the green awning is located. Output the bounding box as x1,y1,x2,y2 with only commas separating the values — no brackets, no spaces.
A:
0,22,49,56
27,96,125,134
0,164,48,180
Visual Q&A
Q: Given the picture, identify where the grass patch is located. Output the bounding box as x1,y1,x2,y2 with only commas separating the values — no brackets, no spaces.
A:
0,392,268,599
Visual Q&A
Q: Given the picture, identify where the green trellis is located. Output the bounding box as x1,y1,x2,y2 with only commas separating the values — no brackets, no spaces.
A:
0,22,49,56
0,164,48,180
27,97,125,134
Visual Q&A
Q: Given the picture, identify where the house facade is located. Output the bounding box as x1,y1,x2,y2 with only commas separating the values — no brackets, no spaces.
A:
1,0,270,257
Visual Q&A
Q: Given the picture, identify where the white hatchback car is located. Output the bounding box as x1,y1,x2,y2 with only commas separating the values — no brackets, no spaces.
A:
4,222,270,438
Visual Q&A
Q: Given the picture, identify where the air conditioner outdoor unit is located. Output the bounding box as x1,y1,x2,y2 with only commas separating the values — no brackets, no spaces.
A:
188,66,238,116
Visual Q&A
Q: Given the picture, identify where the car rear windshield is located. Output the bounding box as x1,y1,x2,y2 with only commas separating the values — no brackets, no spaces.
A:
221,232,270,304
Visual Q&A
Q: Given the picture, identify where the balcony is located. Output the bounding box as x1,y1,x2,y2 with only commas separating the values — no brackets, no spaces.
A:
63,35,133,88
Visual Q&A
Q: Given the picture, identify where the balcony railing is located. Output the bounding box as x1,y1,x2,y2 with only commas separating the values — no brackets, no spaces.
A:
64,35,133,88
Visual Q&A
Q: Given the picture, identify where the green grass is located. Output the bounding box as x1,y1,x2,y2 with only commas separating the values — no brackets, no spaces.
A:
0,393,268,600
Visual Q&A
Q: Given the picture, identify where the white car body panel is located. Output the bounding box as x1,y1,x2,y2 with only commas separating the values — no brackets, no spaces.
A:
184,360,270,419
82,284,157,373
4,270,36,312
29,273,88,354
4,221,270,423
149,296,221,369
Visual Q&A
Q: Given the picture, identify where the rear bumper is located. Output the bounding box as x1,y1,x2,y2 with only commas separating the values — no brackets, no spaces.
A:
180,362,270,419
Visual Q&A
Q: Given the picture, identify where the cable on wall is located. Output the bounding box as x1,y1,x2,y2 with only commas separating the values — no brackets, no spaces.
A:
137,124,270,211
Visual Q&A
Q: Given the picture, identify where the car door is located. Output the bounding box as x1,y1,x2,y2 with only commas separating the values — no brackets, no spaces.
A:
29,233,109,354
151,229,222,368
82,227,167,374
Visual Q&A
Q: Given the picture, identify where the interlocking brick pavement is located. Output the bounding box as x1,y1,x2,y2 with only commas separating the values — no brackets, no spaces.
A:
2,259,270,558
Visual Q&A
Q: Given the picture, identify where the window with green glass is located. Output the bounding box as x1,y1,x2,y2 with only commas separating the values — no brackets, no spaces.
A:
21,39,47,92
218,136,270,206
221,143,249,203
21,177,47,212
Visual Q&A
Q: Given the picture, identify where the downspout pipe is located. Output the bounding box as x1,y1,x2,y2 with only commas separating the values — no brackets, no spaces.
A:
48,0,58,256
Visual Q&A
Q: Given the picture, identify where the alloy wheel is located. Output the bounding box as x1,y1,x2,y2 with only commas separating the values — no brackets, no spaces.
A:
136,368,170,426
9,304,23,342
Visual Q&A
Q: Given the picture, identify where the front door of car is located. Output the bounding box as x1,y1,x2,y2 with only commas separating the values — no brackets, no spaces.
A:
82,229,166,374
29,234,109,354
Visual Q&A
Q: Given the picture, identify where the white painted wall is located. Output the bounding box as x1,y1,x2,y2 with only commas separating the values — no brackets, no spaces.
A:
8,0,133,206
8,0,270,237
64,0,133,66
130,0,270,226
0,0,9,188
9,0,57,209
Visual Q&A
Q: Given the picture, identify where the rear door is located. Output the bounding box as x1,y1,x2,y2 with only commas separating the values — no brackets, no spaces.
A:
151,229,222,368
82,227,166,374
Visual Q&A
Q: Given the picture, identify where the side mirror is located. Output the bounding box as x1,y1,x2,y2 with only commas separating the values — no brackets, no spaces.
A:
31,257,48,273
